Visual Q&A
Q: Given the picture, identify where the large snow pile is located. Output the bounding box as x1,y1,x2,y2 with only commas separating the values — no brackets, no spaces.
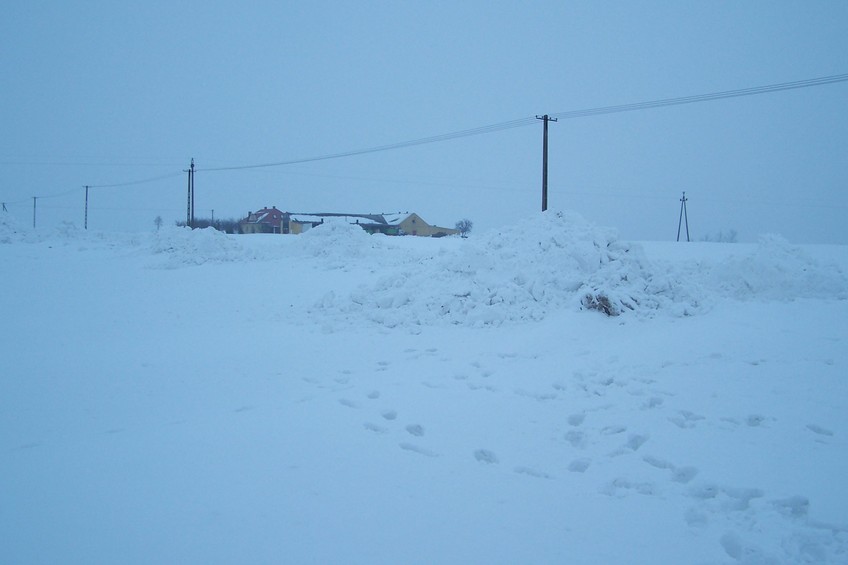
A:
313,211,845,328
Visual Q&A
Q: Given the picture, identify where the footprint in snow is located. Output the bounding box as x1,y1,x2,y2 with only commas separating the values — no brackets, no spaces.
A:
669,410,705,429
600,478,655,497
399,443,438,457
567,413,586,426
625,434,649,451
642,456,698,484
642,396,664,410
405,424,425,437
381,410,398,421
568,458,591,473
514,466,554,480
565,430,587,448
474,449,499,464
806,424,834,436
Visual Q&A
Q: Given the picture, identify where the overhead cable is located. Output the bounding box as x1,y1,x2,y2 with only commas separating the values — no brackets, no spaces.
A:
197,73,848,173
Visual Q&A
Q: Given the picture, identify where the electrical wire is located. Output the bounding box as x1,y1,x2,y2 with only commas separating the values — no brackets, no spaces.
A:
550,73,848,120
3,73,846,207
197,73,848,173
197,117,536,172
86,171,185,188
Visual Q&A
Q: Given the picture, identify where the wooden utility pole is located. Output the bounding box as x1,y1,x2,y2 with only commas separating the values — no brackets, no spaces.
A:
677,191,690,242
32,197,37,228
536,115,558,211
84,185,90,230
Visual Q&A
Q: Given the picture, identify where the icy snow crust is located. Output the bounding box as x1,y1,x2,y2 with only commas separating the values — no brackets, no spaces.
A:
2,211,848,564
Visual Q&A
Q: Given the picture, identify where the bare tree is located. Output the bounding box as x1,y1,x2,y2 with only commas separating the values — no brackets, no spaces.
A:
154,216,163,231
455,218,473,238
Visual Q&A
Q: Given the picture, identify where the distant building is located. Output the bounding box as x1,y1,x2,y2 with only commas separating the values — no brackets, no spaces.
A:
240,207,285,234
240,208,459,237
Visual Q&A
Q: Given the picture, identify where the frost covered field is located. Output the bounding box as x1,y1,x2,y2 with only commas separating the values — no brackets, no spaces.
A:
2,212,847,564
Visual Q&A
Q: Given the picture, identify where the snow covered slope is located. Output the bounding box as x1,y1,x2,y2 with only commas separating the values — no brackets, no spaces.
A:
1,212,846,564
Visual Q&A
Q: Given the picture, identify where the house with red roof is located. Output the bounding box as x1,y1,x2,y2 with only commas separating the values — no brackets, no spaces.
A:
239,207,285,234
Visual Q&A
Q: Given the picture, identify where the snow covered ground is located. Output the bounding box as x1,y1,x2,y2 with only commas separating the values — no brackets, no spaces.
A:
1,212,847,564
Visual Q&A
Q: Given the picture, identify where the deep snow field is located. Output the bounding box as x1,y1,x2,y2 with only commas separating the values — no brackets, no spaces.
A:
2,211,847,564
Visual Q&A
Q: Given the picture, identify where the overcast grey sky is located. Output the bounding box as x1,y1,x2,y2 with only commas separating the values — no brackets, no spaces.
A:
2,1,846,243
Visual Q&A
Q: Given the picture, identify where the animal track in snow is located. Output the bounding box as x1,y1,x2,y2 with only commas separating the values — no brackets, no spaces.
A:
381,410,398,420
338,398,359,409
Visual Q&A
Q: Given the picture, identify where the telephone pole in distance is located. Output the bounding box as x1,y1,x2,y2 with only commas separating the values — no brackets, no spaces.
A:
536,114,558,212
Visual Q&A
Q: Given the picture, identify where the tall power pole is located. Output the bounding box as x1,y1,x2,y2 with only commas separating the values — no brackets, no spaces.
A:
32,197,38,228
536,114,558,211
84,185,90,230
185,158,195,228
677,191,690,242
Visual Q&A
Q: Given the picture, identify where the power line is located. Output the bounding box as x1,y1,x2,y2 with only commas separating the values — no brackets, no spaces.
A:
87,170,184,188
196,73,848,173
197,117,537,172
550,73,848,120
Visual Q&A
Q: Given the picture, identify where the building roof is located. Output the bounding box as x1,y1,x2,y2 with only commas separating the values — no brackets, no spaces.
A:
242,207,284,226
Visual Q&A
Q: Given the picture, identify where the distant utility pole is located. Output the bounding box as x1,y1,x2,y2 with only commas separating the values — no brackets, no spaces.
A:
32,196,38,228
536,114,558,211
2,202,7,212
677,191,690,242
185,158,195,228
84,185,90,230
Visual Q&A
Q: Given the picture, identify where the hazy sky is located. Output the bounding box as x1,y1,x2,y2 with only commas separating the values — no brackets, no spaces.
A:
2,1,847,243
